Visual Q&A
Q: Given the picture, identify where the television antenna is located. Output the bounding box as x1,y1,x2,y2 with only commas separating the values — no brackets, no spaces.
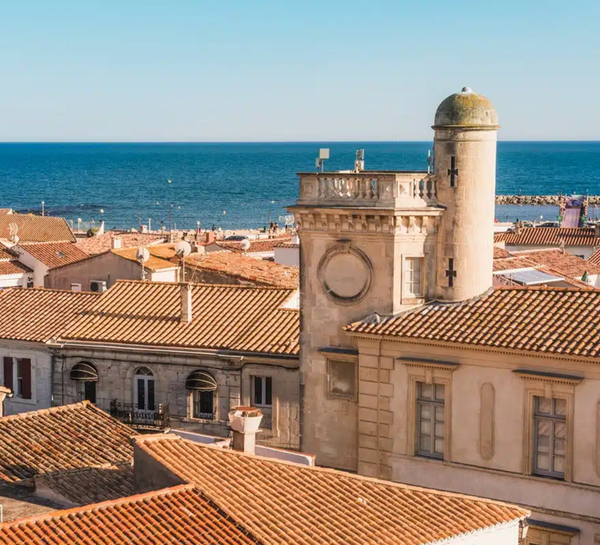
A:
176,240,192,280
315,148,329,172
136,247,151,280
8,223,19,245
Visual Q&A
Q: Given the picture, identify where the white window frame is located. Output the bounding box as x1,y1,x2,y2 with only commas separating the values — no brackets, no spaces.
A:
402,255,425,303
252,376,272,407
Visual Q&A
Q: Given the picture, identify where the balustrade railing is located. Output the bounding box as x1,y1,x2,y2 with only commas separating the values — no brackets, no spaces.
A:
109,400,171,430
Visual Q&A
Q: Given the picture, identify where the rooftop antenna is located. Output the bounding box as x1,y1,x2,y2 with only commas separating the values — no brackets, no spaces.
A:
176,240,192,281
355,149,365,172
315,148,329,173
136,247,150,281
8,223,19,245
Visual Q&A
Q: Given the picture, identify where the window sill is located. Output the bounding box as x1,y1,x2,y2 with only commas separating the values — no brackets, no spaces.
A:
402,297,425,306
8,397,37,406
182,417,223,425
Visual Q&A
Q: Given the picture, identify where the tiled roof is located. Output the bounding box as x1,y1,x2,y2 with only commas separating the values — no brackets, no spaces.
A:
0,215,75,243
493,246,511,259
137,436,528,545
510,248,600,278
495,227,600,247
61,280,299,356
346,286,600,357
112,243,180,271
588,247,600,265
18,241,89,268
493,256,538,272
0,209,13,215
0,402,134,483
76,232,167,255
218,236,292,254
0,287,99,343
0,243,17,261
0,485,261,544
187,252,299,289
33,463,134,506
0,261,31,276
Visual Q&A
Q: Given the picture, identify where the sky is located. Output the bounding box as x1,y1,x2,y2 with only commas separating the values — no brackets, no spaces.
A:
1,0,599,142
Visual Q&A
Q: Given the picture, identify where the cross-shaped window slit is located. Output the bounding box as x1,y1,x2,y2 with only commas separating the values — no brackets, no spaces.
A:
448,156,458,187
445,258,457,287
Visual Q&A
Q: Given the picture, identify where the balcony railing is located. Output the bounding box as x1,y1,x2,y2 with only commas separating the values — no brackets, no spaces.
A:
109,400,171,430
297,171,438,208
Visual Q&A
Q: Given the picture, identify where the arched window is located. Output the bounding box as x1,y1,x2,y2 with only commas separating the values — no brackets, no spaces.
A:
70,362,98,404
186,370,217,420
134,367,155,411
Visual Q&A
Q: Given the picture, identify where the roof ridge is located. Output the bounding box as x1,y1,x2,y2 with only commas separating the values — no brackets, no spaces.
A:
0,484,196,528
0,286,100,296
113,279,295,291
140,436,529,512
0,401,90,423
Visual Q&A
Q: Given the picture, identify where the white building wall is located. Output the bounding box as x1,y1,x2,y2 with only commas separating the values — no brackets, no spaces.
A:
274,247,299,267
447,521,521,545
148,269,178,282
0,273,29,289
14,249,48,287
0,342,52,415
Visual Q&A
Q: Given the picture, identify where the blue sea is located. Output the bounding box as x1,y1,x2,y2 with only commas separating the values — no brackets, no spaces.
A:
0,142,599,230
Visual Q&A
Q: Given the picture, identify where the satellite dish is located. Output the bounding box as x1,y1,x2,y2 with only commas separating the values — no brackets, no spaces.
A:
176,240,192,259
136,247,150,264
240,239,251,252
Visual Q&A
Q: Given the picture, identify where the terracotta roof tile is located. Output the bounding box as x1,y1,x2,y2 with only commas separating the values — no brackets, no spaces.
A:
588,247,600,265
187,252,298,288
511,248,600,277
493,256,538,272
0,402,134,483
347,287,600,357
112,243,180,271
0,209,13,215
61,280,299,355
218,236,292,254
0,485,261,544
137,436,528,545
0,215,75,243
0,243,18,261
17,241,89,268
0,261,31,275
33,463,134,505
495,227,600,247
0,288,99,342
76,232,167,255
493,246,511,259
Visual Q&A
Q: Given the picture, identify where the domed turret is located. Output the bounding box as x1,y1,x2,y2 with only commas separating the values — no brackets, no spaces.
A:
433,87,498,129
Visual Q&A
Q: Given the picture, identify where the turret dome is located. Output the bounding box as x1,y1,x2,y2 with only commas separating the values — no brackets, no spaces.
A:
433,87,498,129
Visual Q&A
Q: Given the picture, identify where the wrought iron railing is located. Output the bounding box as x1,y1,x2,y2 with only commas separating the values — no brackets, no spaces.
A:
109,400,170,429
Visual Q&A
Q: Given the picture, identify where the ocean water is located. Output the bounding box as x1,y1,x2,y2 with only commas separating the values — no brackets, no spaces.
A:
0,142,599,230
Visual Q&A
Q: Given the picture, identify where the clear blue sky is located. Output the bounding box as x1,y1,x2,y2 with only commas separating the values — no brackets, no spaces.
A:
1,0,598,141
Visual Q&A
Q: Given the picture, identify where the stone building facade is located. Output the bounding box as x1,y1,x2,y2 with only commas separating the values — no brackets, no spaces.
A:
291,88,600,543
54,346,300,449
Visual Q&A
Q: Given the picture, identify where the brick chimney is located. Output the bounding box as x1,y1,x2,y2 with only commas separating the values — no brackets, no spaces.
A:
204,231,215,245
111,237,122,250
229,406,263,454
180,283,192,323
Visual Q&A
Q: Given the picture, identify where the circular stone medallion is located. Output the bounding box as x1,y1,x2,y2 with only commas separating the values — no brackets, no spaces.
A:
318,245,373,304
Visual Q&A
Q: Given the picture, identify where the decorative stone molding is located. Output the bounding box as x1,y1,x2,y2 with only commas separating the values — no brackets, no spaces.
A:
400,357,459,373
479,382,495,461
512,369,583,387
318,243,373,305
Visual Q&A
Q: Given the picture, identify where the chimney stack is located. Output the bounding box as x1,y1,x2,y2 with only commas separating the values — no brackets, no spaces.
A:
595,224,600,237
180,283,193,323
229,406,263,454
111,237,122,250
0,386,12,417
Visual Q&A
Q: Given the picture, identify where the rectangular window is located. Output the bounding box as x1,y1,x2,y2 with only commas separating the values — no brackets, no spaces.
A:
404,257,423,298
193,390,215,420
327,360,356,400
253,376,272,407
533,396,566,479
416,382,445,459
3,357,32,400
83,381,96,404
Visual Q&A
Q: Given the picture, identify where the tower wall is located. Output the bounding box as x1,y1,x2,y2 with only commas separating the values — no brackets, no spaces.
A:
434,129,497,301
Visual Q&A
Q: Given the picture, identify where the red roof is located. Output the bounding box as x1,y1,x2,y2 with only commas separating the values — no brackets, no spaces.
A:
495,227,600,247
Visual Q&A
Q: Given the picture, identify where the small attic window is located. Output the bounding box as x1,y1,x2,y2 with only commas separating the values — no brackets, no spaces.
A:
56,251,66,258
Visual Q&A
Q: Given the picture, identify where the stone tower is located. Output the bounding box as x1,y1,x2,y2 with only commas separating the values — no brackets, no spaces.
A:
290,166,442,470
433,87,499,301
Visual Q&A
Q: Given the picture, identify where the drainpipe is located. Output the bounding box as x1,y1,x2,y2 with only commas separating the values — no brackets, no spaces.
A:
376,339,382,479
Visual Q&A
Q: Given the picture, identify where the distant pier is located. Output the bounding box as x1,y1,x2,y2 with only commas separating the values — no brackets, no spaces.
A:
496,195,600,205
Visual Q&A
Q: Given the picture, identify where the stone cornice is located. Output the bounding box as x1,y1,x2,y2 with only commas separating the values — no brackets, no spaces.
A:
398,357,460,371
512,369,584,385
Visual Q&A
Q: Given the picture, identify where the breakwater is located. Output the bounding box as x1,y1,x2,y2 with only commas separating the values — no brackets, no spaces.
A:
495,195,600,206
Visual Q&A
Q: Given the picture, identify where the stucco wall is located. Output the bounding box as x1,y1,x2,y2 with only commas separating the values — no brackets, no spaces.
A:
55,347,300,450
274,246,299,267
15,250,48,287
0,341,52,415
351,337,600,540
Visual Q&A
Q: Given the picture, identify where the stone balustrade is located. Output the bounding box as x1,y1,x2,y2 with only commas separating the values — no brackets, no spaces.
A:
297,171,437,208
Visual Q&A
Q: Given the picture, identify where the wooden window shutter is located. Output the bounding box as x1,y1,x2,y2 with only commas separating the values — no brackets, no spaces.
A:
3,357,13,391
20,359,32,400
